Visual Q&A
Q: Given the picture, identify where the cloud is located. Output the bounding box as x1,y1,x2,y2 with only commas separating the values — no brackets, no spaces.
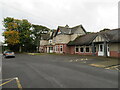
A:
0,0,119,42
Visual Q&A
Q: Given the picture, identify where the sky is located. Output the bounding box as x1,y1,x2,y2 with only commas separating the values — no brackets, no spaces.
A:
0,0,119,42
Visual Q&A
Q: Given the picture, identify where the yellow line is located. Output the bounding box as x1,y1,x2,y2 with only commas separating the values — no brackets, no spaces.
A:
0,78,15,86
15,77,22,90
0,78,15,81
90,64,105,67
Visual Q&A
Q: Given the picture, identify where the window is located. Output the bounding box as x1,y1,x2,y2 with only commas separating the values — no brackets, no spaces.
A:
86,47,89,52
49,47,53,50
49,40,52,44
80,47,84,52
53,47,55,52
75,46,79,52
95,47,96,52
60,45,63,52
58,30,61,34
100,45,103,52
55,46,58,51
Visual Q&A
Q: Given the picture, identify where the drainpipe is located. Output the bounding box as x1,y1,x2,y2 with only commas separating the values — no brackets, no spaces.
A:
104,41,108,57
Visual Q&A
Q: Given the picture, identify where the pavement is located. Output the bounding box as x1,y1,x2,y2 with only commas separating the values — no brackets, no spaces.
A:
0,54,2,90
48,54,120,70
1,54,119,88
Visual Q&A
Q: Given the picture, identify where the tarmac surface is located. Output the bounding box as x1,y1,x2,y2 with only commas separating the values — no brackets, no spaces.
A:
2,54,119,88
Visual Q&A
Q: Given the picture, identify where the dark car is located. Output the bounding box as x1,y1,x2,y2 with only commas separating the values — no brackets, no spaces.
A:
3,51,15,58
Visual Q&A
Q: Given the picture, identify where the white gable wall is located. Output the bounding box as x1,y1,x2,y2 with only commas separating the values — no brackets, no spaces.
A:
93,35,105,42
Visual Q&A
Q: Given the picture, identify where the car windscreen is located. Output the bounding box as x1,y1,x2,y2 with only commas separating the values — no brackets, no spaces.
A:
6,52,13,53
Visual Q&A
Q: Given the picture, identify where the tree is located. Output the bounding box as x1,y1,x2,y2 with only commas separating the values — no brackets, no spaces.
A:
3,17,18,31
3,17,50,52
3,17,32,52
18,19,32,52
100,28,110,32
32,24,50,52
3,31,20,45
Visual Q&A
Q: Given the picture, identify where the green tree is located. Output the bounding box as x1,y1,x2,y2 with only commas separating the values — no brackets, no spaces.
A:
3,17,33,52
32,24,50,52
100,28,110,32
18,19,32,52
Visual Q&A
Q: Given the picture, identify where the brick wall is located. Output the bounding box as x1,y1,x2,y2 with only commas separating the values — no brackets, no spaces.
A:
63,44,70,54
70,46,75,54
110,51,120,57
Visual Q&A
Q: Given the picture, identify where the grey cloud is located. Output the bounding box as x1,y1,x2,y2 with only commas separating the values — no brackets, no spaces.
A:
0,0,119,42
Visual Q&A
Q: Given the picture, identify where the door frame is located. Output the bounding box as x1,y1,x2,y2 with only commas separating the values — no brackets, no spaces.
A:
59,45,63,53
98,44,104,56
107,44,110,56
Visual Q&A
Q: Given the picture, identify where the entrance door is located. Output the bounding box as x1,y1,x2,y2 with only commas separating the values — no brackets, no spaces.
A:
60,45,63,53
49,47,53,53
107,44,110,56
98,44,104,56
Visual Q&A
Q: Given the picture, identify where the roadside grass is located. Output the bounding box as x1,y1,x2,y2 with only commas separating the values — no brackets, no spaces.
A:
27,52,64,55
27,53,45,55
47,53,64,55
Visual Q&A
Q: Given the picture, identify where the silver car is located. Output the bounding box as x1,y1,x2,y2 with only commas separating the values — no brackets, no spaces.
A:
3,51,15,58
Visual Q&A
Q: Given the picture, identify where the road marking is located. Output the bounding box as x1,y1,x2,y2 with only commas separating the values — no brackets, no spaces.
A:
68,58,89,63
0,78,14,86
15,77,22,89
0,77,15,81
105,65,120,71
90,64,105,68
0,77,22,90
69,60,73,62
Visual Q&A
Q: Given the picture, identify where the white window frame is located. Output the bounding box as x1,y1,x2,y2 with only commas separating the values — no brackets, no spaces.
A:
49,40,52,44
60,45,63,53
99,44,104,52
55,45,58,52
75,46,79,53
85,46,90,53
80,46,84,53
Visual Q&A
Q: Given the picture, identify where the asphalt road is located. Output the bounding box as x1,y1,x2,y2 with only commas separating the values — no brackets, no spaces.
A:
2,54,118,88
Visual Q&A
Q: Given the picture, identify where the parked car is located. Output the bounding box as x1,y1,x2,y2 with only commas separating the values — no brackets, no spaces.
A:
3,51,15,58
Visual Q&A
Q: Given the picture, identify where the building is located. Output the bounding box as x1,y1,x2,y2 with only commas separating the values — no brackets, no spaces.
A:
68,28,120,57
93,29,120,57
43,25,87,53
39,24,120,58
67,33,97,55
39,33,51,53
